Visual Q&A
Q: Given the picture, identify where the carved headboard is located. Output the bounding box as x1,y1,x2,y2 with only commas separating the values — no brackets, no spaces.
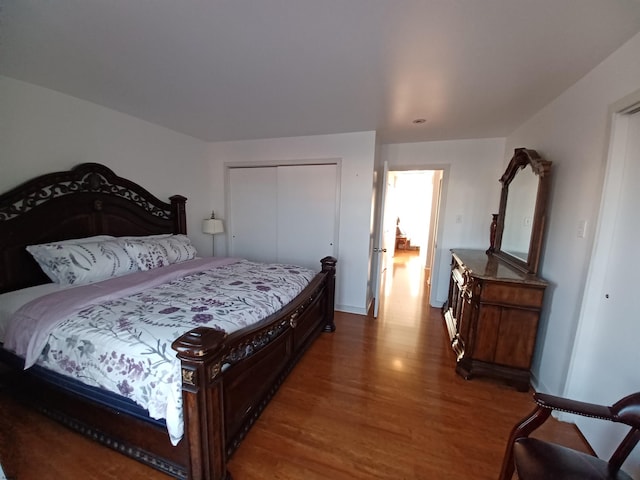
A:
0,163,187,293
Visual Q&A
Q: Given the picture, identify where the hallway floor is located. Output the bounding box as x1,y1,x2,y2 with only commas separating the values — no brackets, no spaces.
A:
379,249,430,324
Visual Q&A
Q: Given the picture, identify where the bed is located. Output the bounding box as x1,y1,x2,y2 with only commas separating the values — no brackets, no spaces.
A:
0,163,337,480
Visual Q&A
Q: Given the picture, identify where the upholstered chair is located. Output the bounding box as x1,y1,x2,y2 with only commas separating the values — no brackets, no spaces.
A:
499,391,640,480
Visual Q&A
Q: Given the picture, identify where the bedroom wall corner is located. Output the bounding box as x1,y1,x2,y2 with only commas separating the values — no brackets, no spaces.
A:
0,75,214,255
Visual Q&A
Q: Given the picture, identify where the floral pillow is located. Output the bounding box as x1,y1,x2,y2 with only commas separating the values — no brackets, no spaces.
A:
26,240,138,285
155,235,198,264
24,235,115,282
121,240,170,271
115,233,173,242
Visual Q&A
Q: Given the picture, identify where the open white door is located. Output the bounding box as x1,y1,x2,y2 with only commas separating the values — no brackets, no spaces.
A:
373,161,395,317
427,172,443,305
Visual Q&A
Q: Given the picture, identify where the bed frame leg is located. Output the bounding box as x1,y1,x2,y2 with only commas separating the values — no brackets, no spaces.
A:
321,256,337,332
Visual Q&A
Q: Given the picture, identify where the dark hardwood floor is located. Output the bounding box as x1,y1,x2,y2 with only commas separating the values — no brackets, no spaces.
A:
0,250,588,479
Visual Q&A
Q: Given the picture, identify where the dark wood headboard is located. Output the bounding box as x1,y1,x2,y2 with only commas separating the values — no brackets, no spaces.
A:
0,163,187,293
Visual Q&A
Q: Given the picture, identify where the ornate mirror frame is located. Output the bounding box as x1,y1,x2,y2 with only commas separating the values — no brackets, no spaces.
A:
492,148,552,275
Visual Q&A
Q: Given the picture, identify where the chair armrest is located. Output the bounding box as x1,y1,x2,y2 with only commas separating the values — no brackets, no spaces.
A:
534,392,614,421
499,393,610,480
612,392,640,427
500,392,640,479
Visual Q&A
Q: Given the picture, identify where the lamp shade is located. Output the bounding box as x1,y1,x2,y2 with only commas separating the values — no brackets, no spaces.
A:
202,218,224,235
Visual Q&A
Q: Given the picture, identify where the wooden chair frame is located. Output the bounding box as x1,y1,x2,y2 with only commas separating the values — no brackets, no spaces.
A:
499,391,640,480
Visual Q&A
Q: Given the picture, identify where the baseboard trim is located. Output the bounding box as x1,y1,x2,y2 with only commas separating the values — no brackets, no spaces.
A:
335,304,367,316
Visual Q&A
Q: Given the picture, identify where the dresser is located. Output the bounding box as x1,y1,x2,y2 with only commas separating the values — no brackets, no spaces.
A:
443,249,547,391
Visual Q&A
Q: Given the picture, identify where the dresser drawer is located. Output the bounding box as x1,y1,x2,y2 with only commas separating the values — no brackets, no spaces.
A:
479,281,544,308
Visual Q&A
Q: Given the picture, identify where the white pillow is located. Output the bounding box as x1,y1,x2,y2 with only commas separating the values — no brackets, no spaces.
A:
0,283,72,343
26,240,138,285
155,235,197,264
26,235,115,281
52,235,115,245
116,233,173,242
121,240,170,271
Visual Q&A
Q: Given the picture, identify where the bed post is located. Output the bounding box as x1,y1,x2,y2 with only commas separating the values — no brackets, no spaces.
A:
170,195,188,234
172,327,231,480
321,256,337,332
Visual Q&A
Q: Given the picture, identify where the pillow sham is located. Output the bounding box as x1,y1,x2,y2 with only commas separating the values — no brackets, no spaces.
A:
26,240,138,285
25,235,115,281
116,233,173,242
121,240,170,271
155,235,198,264
47,234,115,245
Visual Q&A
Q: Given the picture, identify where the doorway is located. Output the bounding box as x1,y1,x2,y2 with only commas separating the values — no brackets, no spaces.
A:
373,168,444,316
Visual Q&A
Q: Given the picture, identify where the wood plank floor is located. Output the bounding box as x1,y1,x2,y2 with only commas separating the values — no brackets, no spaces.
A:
0,250,588,479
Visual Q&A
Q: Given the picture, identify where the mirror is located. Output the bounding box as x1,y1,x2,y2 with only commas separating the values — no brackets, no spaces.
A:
492,148,551,275
501,167,537,261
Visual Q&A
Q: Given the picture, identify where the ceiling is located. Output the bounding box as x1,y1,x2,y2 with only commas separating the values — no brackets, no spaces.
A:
2,1,640,144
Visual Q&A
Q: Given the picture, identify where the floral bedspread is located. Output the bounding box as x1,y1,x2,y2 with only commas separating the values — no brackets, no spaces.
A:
32,260,315,445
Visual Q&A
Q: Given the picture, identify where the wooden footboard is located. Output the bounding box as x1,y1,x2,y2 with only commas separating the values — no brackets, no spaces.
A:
173,256,336,480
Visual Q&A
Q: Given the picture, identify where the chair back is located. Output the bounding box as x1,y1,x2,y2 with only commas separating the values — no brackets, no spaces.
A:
499,391,640,480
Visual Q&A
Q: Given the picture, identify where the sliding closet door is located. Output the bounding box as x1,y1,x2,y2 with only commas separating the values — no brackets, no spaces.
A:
276,164,337,270
228,164,338,271
228,167,277,263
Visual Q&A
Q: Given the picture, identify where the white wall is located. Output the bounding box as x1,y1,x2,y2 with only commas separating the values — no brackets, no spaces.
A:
380,138,506,306
505,32,640,474
206,132,377,314
504,32,640,397
0,76,213,254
